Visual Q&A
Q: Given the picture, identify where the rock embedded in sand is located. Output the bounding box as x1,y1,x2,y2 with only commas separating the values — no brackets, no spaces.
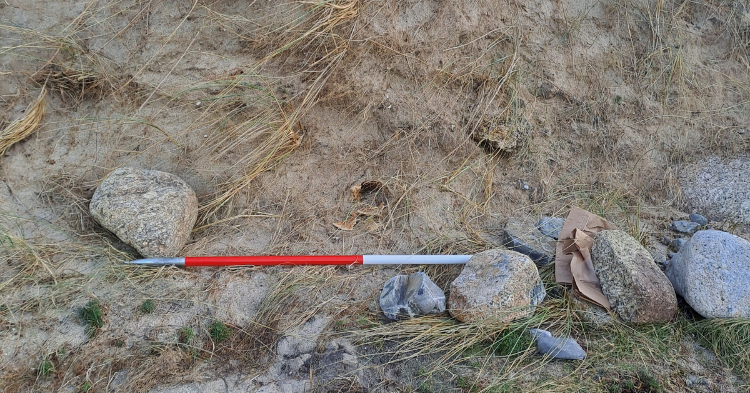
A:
90,167,198,258
535,216,565,240
666,230,750,318
379,272,445,320
680,156,750,225
501,218,557,266
591,230,677,323
448,249,545,323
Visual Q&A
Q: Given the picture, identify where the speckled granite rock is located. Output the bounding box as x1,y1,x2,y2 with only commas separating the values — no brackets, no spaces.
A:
90,167,198,258
666,230,750,318
379,272,445,320
448,249,545,323
591,230,677,323
680,156,750,225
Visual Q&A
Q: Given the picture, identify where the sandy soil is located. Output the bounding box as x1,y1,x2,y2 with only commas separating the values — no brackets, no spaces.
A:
1,0,749,391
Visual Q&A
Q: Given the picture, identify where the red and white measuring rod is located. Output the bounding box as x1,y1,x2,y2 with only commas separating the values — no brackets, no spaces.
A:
127,255,472,267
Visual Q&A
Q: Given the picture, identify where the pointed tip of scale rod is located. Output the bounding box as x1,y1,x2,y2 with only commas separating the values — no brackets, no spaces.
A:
126,257,185,266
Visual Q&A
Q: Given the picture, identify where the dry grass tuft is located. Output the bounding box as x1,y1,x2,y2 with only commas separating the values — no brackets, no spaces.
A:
690,318,750,378
198,112,303,223
33,65,109,103
0,88,46,156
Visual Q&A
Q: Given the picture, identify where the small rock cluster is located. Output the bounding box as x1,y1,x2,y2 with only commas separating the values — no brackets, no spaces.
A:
378,207,750,361
379,249,545,323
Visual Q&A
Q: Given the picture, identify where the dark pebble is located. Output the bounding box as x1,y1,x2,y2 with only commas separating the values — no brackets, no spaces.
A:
689,213,708,227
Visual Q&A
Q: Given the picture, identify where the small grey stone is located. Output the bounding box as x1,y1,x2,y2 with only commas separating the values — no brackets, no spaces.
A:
689,213,708,227
650,250,667,266
591,230,678,323
670,238,687,252
90,167,198,258
660,236,671,246
529,329,586,360
502,218,556,266
379,272,445,320
569,295,615,327
666,230,750,318
672,220,700,235
535,216,565,240
448,249,545,323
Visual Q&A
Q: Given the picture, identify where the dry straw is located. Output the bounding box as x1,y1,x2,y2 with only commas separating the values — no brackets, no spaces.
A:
0,88,46,156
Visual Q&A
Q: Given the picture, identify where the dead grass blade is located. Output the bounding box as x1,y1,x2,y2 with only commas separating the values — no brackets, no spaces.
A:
0,88,46,156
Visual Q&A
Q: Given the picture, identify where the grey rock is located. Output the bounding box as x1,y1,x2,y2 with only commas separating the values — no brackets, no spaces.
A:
650,250,667,266
680,156,750,225
569,294,615,327
148,374,257,393
256,380,309,393
90,167,198,257
666,230,750,318
448,249,545,323
660,236,671,246
670,238,687,252
502,218,557,266
529,329,586,360
313,339,360,387
672,220,700,235
276,316,328,358
591,230,678,323
689,213,708,227
148,379,232,393
535,216,565,240
379,272,445,320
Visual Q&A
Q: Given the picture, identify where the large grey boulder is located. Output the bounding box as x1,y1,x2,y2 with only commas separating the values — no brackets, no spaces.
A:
90,167,198,258
680,156,750,225
666,230,750,318
591,230,677,323
379,272,445,320
448,249,545,323
501,218,557,266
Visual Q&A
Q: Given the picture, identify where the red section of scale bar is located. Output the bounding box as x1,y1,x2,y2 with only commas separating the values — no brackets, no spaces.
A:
185,255,364,267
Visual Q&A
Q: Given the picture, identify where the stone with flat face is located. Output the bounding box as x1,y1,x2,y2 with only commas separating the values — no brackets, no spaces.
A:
591,230,677,323
502,218,556,266
379,272,445,320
